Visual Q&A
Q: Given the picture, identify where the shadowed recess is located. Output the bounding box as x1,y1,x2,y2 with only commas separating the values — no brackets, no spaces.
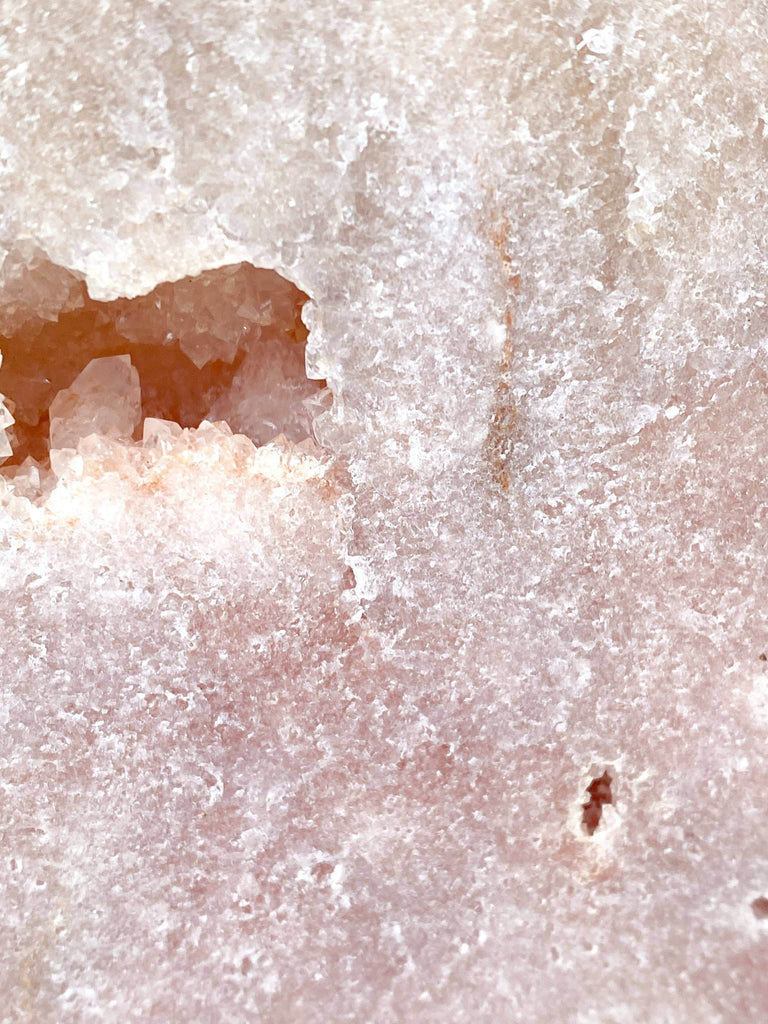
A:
582,770,613,836
0,254,328,470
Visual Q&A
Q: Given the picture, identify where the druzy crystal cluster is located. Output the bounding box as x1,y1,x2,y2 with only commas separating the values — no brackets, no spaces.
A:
2,2,768,1022
0,257,321,479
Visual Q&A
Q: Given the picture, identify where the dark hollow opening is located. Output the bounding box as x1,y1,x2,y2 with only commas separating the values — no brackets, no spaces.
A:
0,255,327,473
582,770,613,836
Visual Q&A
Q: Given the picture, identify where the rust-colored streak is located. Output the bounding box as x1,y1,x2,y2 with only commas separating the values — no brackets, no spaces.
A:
485,210,519,490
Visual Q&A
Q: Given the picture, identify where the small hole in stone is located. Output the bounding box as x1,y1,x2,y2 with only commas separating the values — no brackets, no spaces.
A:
751,896,768,919
311,861,334,883
0,252,328,483
759,653,767,662
582,770,613,836
341,566,357,590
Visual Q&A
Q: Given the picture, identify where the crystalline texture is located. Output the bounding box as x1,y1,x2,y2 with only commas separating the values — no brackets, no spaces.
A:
0,255,324,476
0,242,86,335
2,2,768,1023
112,262,300,369
49,354,141,452
0,355,13,460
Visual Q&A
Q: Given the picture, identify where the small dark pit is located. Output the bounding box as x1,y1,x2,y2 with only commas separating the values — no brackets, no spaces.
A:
582,770,613,836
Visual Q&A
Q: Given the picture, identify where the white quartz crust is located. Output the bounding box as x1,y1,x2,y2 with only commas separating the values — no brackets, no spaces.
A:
1,2,768,1022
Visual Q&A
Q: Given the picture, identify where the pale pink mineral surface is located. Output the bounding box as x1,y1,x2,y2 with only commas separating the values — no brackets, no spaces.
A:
1,2,768,1022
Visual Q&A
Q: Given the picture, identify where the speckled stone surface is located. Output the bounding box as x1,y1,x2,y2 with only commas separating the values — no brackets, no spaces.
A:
2,2,768,1021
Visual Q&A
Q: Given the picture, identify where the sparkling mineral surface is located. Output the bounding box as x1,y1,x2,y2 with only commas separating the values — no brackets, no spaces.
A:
1,2,768,1022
